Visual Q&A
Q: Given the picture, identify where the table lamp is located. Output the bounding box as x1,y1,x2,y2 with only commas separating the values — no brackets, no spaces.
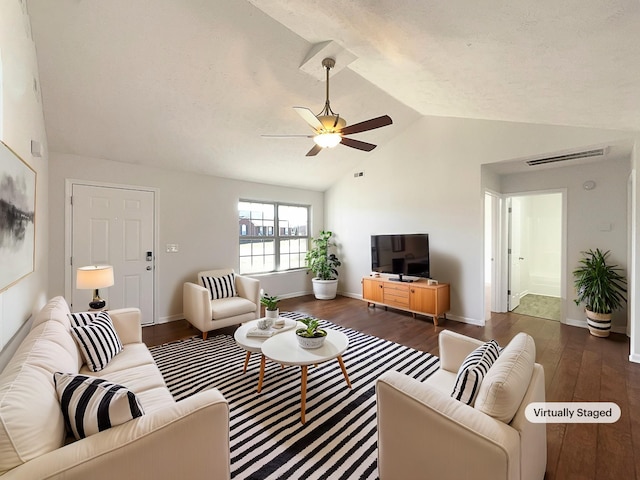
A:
76,265,114,310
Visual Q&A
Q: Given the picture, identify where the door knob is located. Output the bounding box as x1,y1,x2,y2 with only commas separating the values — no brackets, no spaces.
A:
146,266,152,271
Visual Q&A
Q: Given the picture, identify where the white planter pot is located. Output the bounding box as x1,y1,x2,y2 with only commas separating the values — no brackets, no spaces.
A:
265,308,279,320
311,278,338,300
296,333,326,349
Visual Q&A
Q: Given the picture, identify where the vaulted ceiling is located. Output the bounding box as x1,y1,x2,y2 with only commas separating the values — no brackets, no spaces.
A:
27,0,640,191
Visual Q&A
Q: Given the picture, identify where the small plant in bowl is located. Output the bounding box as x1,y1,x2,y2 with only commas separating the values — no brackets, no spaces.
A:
296,317,327,349
260,293,280,321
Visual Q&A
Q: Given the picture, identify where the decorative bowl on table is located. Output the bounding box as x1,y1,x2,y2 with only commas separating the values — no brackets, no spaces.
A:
257,318,273,330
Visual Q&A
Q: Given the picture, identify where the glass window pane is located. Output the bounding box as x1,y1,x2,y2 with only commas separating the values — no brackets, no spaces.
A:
278,205,308,237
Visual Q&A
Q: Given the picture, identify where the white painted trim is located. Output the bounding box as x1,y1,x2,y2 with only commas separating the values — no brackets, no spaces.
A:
565,317,628,334
64,179,160,323
629,353,640,364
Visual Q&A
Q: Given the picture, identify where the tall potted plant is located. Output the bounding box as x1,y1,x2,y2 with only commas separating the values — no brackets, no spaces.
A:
573,248,627,337
305,230,341,300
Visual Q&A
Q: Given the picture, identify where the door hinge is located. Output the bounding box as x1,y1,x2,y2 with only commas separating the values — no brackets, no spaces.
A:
508,248,512,254
70,195,73,205
70,256,73,266
508,207,512,213
507,289,511,295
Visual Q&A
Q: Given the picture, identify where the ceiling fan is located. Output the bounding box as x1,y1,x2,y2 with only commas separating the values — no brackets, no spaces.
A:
264,57,393,157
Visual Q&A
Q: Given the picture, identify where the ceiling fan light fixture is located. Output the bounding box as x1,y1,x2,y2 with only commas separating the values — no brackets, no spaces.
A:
313,132,342,148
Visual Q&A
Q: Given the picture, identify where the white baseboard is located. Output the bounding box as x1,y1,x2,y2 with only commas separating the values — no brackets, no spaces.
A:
445,314,484,326
629,353,640,364
564,317,628,334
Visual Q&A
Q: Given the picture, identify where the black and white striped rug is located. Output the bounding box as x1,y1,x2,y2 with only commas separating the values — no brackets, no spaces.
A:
150,312,440,479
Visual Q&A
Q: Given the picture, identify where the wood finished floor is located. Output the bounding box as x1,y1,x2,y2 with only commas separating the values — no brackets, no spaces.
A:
142,295,640,480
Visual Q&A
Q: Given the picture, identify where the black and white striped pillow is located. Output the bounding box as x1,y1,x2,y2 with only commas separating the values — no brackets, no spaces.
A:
201,273,237,300
70,311,123,372
68,311,98,327
53,372,144,440
451,340,501,405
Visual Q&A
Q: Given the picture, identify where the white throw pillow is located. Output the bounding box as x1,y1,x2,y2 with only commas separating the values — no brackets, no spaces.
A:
474,332,536,423
451,340,501,405
54,372,144,440
201,273,237,299
70,311,123,372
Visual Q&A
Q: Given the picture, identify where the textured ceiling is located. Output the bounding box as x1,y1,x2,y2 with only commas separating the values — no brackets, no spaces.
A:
27,0,640,190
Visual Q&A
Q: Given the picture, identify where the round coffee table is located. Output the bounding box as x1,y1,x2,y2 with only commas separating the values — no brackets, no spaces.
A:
234,318,298,373
260,328,351,424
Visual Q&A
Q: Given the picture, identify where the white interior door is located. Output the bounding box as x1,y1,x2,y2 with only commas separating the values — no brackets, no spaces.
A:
508,197,523,311
71,184,155,325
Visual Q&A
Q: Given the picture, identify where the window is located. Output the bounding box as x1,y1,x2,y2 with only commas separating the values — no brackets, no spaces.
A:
238,200,309,274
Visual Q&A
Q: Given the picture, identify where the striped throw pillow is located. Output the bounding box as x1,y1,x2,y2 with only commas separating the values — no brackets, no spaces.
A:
54,372,144,440
451,340,501,405
201,273,237,300
68,311,98,327
71,311,123,372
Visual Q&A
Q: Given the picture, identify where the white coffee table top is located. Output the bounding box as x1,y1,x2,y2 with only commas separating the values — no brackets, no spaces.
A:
261,328,349,366
234,318,298,352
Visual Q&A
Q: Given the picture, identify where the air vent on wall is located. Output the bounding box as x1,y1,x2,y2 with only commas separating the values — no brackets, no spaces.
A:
526,148,607,167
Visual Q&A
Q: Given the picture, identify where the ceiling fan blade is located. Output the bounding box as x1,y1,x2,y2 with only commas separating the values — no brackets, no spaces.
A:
294,107,323,131
306,144,323,157
340,115,393,136
261,134,314,138
340,137,377,152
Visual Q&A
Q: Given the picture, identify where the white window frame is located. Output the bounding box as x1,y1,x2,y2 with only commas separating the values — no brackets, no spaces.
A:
238,200,310,274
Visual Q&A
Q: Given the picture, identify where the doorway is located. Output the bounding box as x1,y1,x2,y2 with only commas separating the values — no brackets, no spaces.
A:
506,192,565,321
65,181,157,325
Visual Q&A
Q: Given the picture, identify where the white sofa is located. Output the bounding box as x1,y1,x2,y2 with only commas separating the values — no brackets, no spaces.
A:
0,296,230,479
376,330,546,480
183,268,260,339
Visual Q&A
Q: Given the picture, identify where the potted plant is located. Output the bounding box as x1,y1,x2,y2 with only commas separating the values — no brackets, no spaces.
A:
305,230,341,300
260,292,280,321
573,248,627,337
296,317,327,349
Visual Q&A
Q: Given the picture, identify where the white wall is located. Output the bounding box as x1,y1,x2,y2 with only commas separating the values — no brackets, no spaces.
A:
326,114,636,326
0,1,49,367
48,153,323,322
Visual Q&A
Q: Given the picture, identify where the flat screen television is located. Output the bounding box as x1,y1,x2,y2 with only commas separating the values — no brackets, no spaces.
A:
371,234,430,282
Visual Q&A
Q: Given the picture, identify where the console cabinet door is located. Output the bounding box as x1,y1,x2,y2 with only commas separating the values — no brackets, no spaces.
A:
409,285,436,313
363,278,384,303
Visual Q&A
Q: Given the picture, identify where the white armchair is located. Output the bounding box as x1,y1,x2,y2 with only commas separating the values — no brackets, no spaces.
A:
183,268,260,339
376,330,546,480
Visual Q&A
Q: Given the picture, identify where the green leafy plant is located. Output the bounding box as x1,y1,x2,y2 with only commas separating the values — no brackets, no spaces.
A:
305,230,341,280
573,248,627,314
260,293,279,311
296,317,327,338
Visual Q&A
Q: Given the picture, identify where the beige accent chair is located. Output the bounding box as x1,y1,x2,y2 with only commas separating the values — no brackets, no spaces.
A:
376,330,546,480
183,268,260,339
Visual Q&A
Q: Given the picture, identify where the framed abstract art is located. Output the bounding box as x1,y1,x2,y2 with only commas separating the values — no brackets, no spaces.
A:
0,140,36,291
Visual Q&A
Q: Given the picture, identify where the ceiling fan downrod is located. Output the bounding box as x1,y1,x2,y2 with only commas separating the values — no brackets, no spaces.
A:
318,58,339,126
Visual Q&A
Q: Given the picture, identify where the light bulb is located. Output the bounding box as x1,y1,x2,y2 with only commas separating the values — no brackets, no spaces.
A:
313,133,342,148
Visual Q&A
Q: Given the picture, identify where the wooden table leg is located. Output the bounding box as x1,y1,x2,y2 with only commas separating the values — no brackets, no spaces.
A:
243,351,252,373
300,365,308,424
337,355,351,388
257,355,265,393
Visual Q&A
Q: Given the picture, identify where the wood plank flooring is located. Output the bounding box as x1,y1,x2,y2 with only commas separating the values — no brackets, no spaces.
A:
142,295,640,480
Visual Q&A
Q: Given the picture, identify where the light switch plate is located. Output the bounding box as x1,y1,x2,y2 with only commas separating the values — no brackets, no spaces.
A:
166,243,179,253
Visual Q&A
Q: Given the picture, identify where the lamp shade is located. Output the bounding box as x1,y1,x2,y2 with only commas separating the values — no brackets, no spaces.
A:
76,265,114,289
